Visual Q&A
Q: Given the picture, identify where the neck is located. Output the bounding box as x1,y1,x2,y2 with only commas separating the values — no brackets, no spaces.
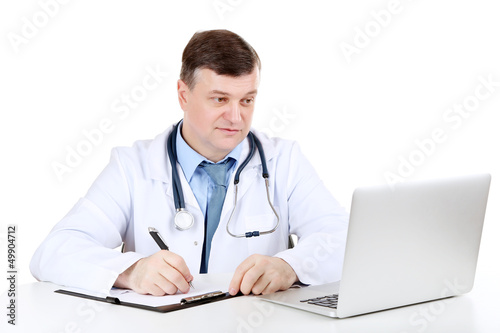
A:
180,124,229,163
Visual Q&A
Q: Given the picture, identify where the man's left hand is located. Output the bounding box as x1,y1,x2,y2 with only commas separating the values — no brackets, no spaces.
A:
228,254,298,295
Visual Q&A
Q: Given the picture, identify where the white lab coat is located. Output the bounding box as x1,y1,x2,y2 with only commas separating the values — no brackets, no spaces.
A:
30,125,349,293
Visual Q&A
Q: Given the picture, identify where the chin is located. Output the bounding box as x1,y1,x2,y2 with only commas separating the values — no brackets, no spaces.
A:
218,137,243,152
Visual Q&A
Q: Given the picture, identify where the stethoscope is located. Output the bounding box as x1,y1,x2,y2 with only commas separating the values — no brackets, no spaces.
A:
166,121,280,238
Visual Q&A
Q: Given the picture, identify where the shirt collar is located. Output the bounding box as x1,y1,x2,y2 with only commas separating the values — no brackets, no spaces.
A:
176,121,244,182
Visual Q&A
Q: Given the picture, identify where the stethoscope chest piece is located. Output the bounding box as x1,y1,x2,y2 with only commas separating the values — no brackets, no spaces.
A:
174,209,194,231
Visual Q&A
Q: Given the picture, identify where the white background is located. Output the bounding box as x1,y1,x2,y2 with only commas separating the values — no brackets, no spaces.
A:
1,0,498,299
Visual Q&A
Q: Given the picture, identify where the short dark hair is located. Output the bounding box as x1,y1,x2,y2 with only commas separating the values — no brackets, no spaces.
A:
180,29,261,89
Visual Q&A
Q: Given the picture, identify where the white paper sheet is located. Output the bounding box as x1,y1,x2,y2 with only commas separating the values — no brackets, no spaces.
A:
59,273,232,307
109,273,231,307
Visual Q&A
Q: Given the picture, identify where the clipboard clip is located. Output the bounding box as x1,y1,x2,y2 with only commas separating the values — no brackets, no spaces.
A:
180,291,226,305
105,296,121,304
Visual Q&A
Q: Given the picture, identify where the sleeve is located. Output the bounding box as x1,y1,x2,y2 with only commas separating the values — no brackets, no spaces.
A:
273,142,349,285
29,148,146,293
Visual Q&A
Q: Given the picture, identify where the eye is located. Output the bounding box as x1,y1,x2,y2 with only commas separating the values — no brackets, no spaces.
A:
213,97,227,103
242,98,254,105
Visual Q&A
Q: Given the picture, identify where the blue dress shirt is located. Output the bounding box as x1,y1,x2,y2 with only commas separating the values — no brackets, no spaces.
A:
175,123,243,217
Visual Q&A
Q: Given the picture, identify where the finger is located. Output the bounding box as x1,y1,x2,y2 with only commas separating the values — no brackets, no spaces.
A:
155,252,192,293
145,283,167,296
152,271,179,295
134,251,191,294
259,277,281,295
132,270,171,296
158,265,190,294
229,256,258,295
160,251,193,284
239,263,266,295
249,274,272,295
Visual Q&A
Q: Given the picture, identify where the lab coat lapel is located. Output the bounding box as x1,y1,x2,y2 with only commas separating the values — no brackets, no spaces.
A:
147,124,200,212
177,164,201,211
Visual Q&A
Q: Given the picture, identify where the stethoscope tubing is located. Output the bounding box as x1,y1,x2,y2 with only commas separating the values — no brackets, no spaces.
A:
167,121,279,238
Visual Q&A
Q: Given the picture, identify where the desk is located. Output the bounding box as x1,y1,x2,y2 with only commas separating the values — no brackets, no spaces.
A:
2,273,499,333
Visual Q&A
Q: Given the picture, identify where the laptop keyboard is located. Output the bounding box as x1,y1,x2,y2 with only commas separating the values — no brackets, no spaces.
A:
300,294,339,309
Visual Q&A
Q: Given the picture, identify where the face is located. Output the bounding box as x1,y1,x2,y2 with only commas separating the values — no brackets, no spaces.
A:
177,67,260,162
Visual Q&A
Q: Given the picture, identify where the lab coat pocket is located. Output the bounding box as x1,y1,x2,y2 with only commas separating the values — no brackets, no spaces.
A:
244,212,283,256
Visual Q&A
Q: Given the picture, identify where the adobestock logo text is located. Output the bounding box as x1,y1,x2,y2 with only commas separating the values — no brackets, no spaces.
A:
339,0,418,64
51,64,169,182
7,0,72,54
384,74,498,188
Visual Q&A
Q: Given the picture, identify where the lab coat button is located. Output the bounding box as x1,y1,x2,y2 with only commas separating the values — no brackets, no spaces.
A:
194,241,198,246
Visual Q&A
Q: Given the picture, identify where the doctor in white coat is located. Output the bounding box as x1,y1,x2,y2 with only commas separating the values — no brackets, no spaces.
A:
30,29,348,296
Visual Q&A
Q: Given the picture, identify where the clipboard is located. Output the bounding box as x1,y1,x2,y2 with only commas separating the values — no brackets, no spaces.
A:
55,289,238,313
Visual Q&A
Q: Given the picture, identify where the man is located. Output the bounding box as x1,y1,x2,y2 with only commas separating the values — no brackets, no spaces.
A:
30,29,348,296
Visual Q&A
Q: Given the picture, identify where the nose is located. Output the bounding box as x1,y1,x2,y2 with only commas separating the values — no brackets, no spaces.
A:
224,102,242,124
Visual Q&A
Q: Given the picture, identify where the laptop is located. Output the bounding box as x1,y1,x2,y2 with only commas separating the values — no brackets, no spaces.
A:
260,173,491,318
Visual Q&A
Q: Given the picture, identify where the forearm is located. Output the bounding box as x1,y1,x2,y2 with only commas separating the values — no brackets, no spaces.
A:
30,229,145,292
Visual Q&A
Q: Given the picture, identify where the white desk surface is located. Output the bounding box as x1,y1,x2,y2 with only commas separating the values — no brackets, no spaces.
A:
2,273,500,333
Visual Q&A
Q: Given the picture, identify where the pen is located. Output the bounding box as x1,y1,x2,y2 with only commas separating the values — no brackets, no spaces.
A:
148,227,194,289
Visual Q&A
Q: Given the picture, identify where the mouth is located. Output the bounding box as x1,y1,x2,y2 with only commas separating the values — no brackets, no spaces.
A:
217,128,241,135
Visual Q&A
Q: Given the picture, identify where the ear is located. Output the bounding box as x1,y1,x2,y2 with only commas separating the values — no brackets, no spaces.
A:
177,79,190,110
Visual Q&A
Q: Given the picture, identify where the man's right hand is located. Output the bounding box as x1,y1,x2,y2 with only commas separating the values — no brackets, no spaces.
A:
114,250,194,295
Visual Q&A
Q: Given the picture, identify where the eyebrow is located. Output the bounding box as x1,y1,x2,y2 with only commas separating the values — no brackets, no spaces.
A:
209,89,258,96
